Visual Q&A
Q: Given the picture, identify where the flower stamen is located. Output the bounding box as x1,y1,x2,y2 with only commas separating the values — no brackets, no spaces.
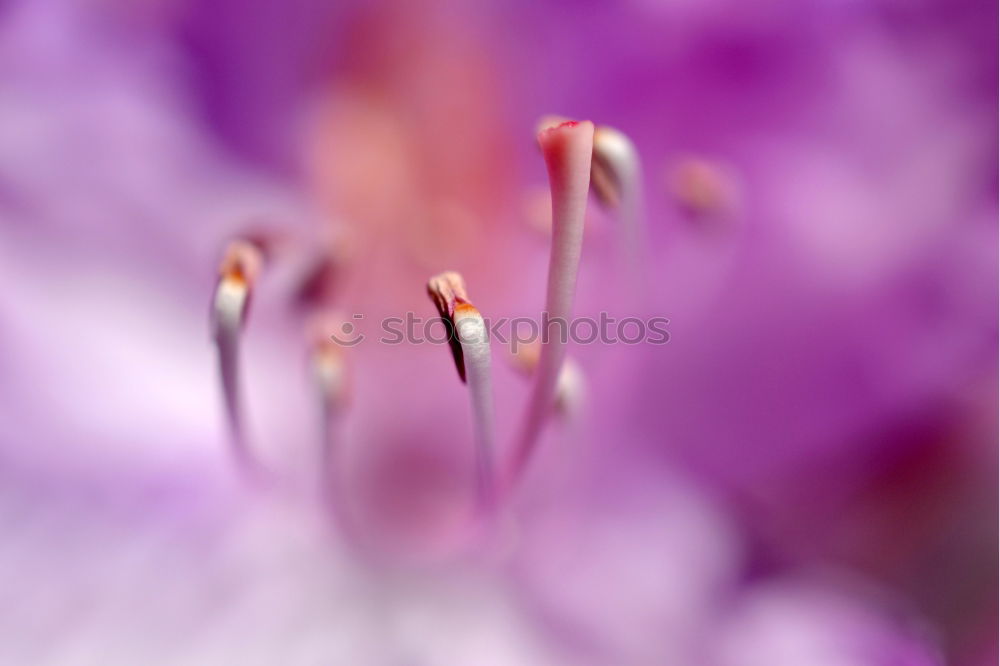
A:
427,270,472,382
307,313,351,493
427,271,497,509
212,238,264,475
510,341,585,416
592,126,645,289
509,119,594,487
534,119,646,289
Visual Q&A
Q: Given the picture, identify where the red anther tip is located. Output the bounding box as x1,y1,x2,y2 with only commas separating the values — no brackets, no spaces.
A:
538,120,580,138
536,119,594,149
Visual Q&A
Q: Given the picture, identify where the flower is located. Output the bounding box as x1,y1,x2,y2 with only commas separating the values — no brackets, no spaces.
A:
0,0,992,663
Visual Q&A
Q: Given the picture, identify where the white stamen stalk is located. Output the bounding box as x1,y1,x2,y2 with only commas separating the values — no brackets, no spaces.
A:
454,303,496,509
313,345,349,426
308,315,350,491
427,272,497,510
212,239,263,475
509,120,594,486
592,126,645,287
536,120,646,291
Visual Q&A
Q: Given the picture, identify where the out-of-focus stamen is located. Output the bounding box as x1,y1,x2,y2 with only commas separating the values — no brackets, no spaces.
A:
509,119,594,486
554,358,585,417
212,238,264,474
510,342,585,416
668,156,740,221
294,232,354,310
308,314,351,420
592,126,646,287
427,271,496,509
295,254,341,310
591,126,639,209
307,313,351,490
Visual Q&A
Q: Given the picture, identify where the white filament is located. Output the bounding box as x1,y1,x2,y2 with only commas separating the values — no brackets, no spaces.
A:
594,126,646,292
455,308,496,509
212,277,254,475
510,120,594,486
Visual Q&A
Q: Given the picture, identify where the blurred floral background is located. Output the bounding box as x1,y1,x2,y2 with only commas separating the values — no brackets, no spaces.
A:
0,0,995,664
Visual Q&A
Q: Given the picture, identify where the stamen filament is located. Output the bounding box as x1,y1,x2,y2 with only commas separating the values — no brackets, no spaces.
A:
510,342,585,416
308,314,350,489
212,239,263,475
509,120,594,486
592,126,645,287
428,272,497,509
455,303,496,509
